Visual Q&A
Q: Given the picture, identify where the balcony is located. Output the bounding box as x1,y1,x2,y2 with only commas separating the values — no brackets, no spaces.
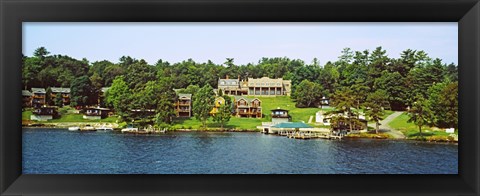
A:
177,102,191,106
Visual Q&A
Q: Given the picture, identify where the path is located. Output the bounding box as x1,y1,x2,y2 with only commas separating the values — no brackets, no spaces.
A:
368,111,406,139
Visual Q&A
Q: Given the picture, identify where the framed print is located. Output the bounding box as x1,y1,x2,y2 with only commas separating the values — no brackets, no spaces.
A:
1,0,479,195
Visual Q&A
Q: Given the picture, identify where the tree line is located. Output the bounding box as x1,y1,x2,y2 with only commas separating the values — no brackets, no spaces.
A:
23,47,457,130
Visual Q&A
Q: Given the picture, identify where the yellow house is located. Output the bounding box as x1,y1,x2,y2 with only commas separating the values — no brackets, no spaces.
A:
210,96,225,115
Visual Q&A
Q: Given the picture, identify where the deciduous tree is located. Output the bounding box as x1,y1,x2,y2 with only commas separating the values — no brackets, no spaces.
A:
193,84,215,130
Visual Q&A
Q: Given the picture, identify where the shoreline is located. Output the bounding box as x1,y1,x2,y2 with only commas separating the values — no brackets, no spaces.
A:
22,124,458,144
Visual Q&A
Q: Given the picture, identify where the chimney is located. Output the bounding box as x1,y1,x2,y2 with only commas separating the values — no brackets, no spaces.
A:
226,75,229,79
238,75,240,80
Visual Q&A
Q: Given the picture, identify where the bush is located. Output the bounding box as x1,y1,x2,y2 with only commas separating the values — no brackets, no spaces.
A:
118,122,128,128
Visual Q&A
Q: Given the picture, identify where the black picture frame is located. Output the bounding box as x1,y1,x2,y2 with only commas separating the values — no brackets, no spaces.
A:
1,0,479,195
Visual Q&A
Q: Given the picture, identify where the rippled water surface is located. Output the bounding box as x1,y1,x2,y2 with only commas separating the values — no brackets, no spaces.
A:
22,128,458,174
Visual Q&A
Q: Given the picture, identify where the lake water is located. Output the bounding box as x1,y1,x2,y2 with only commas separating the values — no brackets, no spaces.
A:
22,128,458,174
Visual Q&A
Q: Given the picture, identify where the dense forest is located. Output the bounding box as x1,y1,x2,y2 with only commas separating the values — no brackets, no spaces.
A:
22,46,458,130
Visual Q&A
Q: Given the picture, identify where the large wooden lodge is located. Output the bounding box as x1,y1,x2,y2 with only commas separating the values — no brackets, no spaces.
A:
233,96,262,118
217,76,292,96
176,93,192,117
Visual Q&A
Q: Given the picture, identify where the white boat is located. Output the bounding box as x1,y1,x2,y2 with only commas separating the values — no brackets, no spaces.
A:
96,124,114,131
68,127,79,131
96,126,114,131
121,127,139,133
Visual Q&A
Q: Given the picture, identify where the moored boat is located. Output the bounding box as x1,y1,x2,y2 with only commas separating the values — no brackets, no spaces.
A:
68,127,79,131
96,124,114,131
121,127,139,133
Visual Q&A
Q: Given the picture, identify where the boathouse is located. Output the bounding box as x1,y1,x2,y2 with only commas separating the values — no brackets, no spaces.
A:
31,106,58,121
271,108,291,123
83,107,110,119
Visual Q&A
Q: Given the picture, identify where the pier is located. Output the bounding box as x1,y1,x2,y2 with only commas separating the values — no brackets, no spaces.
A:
279,130,343,140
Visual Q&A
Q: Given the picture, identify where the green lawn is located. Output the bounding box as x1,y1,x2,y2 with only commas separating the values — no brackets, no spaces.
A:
22,110,33,120
24,96,395,131
388,113,451,138
22,109,118,123
247,96,323,123
172,117,263,130
171,96,323,130
49,113,118,123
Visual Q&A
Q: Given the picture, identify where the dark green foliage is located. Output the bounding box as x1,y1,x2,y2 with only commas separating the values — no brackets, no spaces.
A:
327,87,357,132
105,76,132,121
193,84,215,130
55,93,63,107
70,76,96,107
45,87,53,106
364,90,389,133
294,80,325,108
212,96,232,130
178,85,200,96
407,95,433,136
33,47,50,58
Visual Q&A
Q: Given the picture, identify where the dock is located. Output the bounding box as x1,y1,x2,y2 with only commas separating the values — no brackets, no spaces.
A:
279,130,343,140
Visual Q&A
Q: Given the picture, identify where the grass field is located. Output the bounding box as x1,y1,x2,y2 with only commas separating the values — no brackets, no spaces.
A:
22,108,118,123
172,96,321,130
388,113,452,138
172,117,263,130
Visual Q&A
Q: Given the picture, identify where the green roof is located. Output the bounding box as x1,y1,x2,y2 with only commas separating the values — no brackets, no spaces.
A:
272,122,313,129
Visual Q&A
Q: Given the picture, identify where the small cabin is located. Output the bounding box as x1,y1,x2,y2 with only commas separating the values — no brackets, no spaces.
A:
31,106,58,121
271,108,291,123
83,107,110,120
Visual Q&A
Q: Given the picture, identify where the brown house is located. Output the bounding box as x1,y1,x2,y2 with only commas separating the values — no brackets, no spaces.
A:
50,87,71,106
176,93,192,117
233,96,262,118
31,106,58,121
31,88,46,108
270,108,291,123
